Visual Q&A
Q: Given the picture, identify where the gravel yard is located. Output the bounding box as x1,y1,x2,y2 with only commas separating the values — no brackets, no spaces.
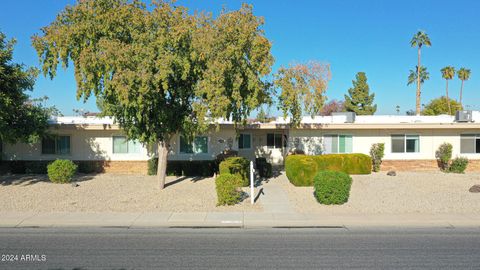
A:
279,171,480,214
0,174,261,213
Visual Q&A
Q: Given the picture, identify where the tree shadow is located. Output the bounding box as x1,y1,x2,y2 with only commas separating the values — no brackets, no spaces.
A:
0,174,95,186
164,176,207,188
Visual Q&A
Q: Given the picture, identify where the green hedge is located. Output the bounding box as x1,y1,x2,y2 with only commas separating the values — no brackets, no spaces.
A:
255,157,272,178
148,158,217,177
219,157,250,187
285,154,371,186
314,171,352,205
47,159,78,184
215,173,243,206
449,157,468,173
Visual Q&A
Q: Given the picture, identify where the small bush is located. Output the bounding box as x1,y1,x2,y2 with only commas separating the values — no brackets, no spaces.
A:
148,157,158,175
255,157,273,178
449,157,468,174
369,143,385,172
47,159,78,183
436,143,453,171
285,154,371,186
314,171,352,205
215,173,243,206
219,157,250,186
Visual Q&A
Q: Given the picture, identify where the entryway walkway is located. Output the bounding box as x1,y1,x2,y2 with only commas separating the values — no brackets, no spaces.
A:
257,173,295,213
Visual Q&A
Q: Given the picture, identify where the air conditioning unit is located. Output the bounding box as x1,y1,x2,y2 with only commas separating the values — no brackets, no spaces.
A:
332,112,356,123
455,110,473,122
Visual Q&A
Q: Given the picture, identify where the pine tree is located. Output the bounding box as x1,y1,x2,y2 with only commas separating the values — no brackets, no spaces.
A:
257,107,268,123
344,72,377,115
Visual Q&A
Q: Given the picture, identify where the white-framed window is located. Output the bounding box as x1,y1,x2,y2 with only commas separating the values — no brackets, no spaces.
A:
267,133,283,149
42,135,71,155
238,133,251,149
391,134,419,153
460,134,480,153
179,136,208,154
113,136,141,154
323,134,352,154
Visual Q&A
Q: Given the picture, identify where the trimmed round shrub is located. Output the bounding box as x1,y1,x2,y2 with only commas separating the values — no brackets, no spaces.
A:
215,173,243,206
47,159,78,183
314,171,352,205
449,157,468,174
219,157,250,187
285,154,371,186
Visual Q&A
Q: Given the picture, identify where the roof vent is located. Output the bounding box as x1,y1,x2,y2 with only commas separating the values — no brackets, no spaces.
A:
332,112,356,123
455,110,473,122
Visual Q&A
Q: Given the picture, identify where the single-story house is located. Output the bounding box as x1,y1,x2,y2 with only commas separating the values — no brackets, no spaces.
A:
2,111,480,174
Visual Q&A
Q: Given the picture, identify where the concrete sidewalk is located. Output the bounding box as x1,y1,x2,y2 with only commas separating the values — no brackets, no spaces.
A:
1,211,480,229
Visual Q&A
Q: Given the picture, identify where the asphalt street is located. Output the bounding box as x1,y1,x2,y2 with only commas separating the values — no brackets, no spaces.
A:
0,227,479,269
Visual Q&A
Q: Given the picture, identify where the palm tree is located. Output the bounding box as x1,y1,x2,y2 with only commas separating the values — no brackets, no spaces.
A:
441,66,456,115
410,31,432,115
408,65,430,86
457,67,471,106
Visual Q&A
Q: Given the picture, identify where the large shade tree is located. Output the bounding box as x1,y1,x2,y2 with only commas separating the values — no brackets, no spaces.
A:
422,96,462,116
457,67,471,106
33,0,273,189
0,32,51,144
275,61,331,127
440,66,456,115
410,31,431,115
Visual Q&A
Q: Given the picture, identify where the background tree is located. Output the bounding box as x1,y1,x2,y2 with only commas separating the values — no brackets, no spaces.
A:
33,0,273,189
410,31,431,115
320,99,345,116
344,72,377,115
0,32,52,145
256,107,268,123
407,65,430,87
275,61,331,127
440,66,456,115
422,96,462,116
457,67,471,106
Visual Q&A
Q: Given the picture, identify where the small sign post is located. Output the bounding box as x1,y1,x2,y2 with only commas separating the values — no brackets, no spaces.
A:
250,161,254,204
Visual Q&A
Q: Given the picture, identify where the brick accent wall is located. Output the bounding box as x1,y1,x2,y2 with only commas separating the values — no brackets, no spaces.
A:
381,159,480,172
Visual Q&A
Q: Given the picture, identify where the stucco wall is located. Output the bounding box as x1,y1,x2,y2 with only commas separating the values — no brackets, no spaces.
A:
288,129,480,160
2,129,151,161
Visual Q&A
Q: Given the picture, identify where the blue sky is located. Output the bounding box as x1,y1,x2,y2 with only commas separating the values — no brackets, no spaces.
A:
1,0,479,115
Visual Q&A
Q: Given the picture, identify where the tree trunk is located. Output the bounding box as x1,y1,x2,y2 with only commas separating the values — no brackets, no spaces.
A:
459,80,464,107
416,47,421,115
446,80,451,115
157,140,169,190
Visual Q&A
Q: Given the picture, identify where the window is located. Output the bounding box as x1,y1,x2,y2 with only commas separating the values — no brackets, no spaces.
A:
323,135,352,153
113,136,141,154
460,134,480,153
238,134,251,149
267,133,282,149
391,134,419,153
180,136,208,154
42,136,71,155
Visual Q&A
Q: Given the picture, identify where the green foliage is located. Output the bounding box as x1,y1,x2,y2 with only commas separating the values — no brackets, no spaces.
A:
410,31,432,48
47,159,78,183
408,66,429,86
369,143,385,172
0,32,51,144
422,97,462,116
219,157,250,186
441,66,456,80
215,173,243,206
344,72,377,115
257,107,268,123
275,61,331,127
457,68,471,81
449,157,468,174
148,157,158,176
255,157,272,178
285,154,371,186
435,143,453,171
314,171,352,205
33,0,273,182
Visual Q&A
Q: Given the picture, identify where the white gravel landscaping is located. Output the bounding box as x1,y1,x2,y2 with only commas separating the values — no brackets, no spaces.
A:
0,174,261,213
279,171,480,214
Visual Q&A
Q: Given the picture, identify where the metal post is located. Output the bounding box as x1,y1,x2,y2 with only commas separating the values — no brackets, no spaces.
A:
250,161,254,204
